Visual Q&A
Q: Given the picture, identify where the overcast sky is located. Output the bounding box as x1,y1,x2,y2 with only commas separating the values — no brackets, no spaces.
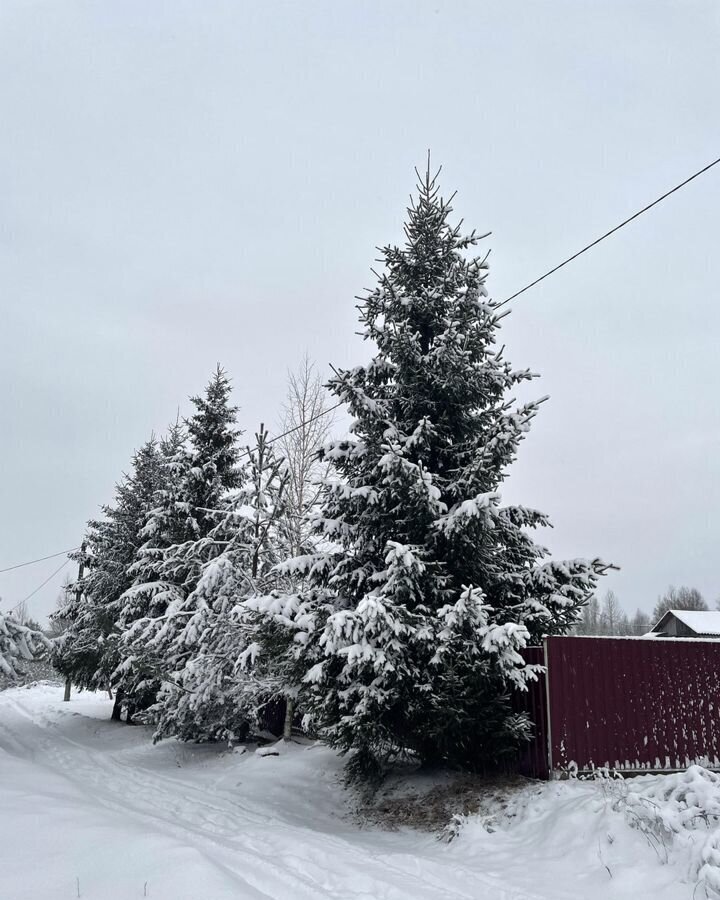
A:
2,0,719,623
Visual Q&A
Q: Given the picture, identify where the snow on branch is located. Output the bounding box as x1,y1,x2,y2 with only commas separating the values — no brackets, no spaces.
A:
0,613,51,679
435,492,501,535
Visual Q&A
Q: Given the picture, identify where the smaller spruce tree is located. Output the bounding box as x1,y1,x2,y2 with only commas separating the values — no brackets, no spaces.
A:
152,426,291,743
115,367,241,719
52,437,166,696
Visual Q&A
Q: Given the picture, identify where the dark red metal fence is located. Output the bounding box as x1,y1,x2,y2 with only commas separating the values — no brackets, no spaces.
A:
515,646,549,779
519,636,720,778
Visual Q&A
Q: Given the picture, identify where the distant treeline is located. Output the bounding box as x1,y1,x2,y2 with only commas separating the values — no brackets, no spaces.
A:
574,586,709,636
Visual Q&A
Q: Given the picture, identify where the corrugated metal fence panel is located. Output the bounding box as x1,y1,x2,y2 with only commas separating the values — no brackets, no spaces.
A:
516,647,549,779
545,636,720,773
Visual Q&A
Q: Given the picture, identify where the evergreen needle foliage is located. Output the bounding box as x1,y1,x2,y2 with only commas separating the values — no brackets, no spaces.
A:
150,425,292,743
0,612,51,680
114,366,242,718
251,166,607,780
51,166,606,783
52,436,169,694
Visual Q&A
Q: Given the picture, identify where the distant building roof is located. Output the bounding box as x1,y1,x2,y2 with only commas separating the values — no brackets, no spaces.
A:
652,609,720,637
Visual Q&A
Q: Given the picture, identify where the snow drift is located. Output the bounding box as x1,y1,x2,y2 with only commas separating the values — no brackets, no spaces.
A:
1,683,717,899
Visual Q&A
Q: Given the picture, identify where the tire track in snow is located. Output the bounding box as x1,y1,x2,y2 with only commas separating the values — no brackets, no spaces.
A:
0,689,559,900
0,699,331,900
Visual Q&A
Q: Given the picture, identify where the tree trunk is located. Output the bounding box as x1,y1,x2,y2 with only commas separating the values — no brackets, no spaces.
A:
111,689,124,721
63,679,71,702
283,698,294,740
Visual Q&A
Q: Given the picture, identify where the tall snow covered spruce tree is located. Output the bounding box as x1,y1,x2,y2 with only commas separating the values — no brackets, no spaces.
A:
252,167,607,781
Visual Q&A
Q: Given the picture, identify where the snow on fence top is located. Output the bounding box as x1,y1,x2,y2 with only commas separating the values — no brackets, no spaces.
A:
519,636,720,778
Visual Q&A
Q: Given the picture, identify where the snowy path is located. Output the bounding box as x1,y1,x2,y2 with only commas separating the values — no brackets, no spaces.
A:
0,685,693,899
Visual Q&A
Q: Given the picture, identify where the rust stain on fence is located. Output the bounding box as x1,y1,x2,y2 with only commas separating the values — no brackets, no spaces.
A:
519,636,720,778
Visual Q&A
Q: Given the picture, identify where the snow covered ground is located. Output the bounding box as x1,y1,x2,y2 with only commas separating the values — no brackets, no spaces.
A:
0,683,711,899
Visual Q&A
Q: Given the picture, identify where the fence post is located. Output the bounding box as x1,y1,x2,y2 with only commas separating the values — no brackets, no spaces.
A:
543,636,553,777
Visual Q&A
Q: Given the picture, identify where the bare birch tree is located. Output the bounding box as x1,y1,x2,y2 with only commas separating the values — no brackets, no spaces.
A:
278,354,335,558
600,590,623,635
575,594,600,634
276,355,335,737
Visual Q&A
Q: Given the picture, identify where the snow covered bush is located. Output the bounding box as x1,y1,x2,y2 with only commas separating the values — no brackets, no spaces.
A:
598,765,720,896
0,611,51,681
250,165,607,781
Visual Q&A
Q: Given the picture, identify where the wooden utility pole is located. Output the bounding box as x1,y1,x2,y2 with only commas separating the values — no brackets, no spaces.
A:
63,544,85,702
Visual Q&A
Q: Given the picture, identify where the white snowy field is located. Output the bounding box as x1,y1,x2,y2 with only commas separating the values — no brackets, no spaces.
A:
0,684,712,900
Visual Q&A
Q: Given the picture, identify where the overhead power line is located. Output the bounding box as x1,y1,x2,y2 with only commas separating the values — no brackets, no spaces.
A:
497,154,720,308
0,406,348,615
248,401,344,455
0,406,347,589
0,401,346,580
3,153,718,586
6,558,72,614
0,547,80,575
